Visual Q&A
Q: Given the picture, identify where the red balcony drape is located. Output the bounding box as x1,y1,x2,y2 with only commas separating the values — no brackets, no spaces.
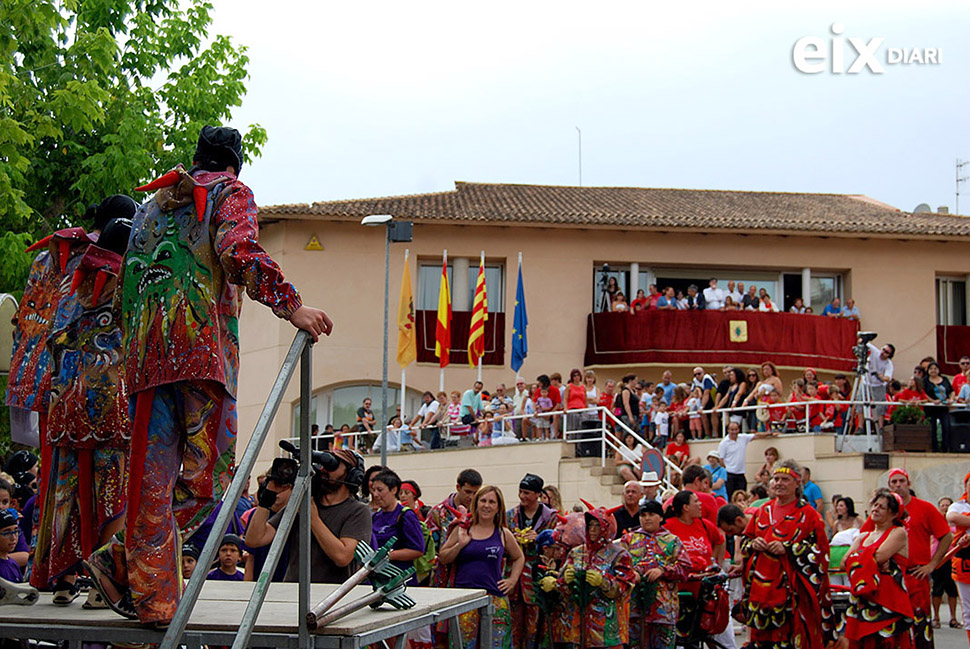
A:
937,325,970,375
585,310,859,371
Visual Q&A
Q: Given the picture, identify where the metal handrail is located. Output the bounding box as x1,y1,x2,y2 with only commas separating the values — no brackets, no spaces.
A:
160,330,314,649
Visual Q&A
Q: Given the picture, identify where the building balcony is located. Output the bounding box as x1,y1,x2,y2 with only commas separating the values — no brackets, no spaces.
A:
585,310,861,371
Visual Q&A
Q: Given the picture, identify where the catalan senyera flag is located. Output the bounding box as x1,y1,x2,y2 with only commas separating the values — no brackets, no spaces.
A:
396,258,416,368
467,259,488,367
434,261,452,368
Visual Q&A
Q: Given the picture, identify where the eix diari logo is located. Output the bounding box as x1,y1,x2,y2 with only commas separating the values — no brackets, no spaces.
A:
793,23,942,74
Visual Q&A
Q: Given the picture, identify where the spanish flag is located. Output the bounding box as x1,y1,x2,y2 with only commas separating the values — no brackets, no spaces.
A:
396,255,416,368
467,257,488,367
435,260,452,368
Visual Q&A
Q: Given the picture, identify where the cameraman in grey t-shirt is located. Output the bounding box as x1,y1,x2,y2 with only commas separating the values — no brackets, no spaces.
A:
245,448,371,583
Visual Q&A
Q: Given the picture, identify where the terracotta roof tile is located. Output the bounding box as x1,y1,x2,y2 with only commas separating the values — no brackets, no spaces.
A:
261,182,970,238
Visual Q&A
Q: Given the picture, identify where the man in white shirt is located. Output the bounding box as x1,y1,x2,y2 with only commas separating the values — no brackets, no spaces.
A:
727,281,742,306
512,378,530,438
866,340,895,430
410,391,439,428
717,420,776,498
703,278,724,310
410,390,441,448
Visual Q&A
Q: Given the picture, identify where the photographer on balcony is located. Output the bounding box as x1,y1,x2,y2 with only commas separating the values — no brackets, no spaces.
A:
245,448,371,583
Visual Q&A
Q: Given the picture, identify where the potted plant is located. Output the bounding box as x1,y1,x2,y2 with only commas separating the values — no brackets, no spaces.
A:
883,405,933,452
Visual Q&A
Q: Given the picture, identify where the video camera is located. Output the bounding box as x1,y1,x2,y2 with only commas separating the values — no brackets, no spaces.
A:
851,331,878,374
598,263,611,289
278,440,364,499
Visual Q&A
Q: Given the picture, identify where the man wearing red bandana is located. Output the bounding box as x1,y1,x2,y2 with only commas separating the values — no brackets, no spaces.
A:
860,468,952,649
738,460,839,649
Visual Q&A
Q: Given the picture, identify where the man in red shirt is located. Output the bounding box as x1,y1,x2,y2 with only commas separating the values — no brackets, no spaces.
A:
667,465,719,526
954,357,970,393
888,468,952,649
533,374,561,437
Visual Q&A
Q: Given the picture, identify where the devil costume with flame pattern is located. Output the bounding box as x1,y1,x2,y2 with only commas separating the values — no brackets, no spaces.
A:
33,225,131,589
86,135,304,624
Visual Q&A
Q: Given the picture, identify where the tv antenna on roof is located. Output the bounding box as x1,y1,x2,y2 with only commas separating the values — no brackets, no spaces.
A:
957,159,969,215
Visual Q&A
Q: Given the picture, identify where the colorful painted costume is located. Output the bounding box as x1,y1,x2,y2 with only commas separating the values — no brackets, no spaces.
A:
620,527,691,649
6,228,92,412
5,227,94,585
88,166,302,623
844,528,914,649
739,498,839,649
507,503,557,649
33,241,130,587
555,508,635,648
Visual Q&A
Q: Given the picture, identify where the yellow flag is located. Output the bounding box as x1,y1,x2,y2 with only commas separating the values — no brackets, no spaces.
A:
396,259,416,368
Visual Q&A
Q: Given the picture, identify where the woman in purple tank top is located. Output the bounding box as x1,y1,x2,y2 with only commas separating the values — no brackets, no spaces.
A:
440,485,524,649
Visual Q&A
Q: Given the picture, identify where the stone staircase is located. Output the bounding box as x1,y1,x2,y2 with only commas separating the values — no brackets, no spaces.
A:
583,456,627,496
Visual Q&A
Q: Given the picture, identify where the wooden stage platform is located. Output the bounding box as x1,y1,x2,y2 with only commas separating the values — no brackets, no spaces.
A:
0,582,491,648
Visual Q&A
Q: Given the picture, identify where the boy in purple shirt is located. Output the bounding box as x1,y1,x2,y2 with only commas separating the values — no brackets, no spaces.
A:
205,534,244,582
0,508,39,605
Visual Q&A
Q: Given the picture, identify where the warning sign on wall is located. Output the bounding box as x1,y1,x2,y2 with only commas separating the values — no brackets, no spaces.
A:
305,235,324,251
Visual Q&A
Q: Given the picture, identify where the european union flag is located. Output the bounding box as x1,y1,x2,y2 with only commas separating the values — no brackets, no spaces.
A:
511,259,528,372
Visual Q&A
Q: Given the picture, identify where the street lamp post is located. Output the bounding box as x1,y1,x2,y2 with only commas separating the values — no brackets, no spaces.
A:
361,215,412,467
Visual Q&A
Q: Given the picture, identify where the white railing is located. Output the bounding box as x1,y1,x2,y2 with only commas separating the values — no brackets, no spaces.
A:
285,406,684,493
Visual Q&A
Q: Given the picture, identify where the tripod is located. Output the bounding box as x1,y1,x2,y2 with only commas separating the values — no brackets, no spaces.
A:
839,340,879,452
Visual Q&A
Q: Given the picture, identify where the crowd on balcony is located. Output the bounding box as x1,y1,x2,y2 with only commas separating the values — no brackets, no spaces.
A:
606,277,861,319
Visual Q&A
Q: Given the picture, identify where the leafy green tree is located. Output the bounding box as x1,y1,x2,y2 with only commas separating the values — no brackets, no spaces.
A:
0,0,266,286
0,0,266,455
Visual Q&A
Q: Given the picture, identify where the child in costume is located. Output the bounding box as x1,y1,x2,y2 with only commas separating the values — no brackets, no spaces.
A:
556,505,636,649
619,500,690,649
85,125,332,626
33,209,134,606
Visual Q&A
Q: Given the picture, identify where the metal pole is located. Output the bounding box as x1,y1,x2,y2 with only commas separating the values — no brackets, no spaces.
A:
381,226,390,467
576,127,582,187
299,343,312,649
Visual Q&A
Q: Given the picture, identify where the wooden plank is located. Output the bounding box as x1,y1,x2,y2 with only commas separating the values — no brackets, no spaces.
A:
0,585,487,637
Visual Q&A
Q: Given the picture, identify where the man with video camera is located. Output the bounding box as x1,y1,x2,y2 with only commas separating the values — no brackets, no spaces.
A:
245,446,371,583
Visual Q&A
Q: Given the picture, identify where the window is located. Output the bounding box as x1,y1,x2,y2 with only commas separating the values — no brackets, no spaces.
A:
418,261,504,312
810,276,840,309
937,278,967,326
593,266,629,312
292,384,423,441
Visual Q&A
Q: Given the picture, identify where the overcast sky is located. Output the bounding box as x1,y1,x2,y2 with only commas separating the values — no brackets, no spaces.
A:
210,0,969,214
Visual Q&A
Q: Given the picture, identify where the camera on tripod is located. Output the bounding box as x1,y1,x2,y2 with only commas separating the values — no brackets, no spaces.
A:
852,331,878,364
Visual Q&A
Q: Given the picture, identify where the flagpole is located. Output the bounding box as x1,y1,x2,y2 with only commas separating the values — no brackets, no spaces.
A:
477,250,485,382
440,249,447,393
401,249,409,418
515,251,522,383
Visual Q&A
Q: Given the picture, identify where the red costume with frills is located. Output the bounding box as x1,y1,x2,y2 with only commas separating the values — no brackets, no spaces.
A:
844,527,914,648
739,497,839,649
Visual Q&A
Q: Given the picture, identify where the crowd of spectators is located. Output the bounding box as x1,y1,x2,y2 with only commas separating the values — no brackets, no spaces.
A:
606,278,862,319
318,346,970,459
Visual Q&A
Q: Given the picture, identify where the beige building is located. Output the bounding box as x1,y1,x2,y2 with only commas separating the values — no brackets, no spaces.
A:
238,182,970,467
